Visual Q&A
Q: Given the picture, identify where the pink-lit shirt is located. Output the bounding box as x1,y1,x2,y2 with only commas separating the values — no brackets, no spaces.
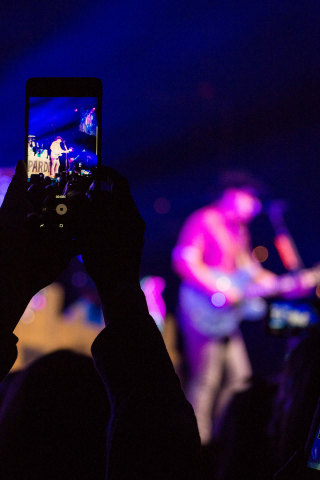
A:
172,205,256,296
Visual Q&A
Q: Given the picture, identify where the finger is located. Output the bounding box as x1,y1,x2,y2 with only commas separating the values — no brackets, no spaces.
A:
100,168,140,216
98,165,126,183
91,167,136,215
14,160,27,186
0,160,31,226
98,166,131,195
91,166,144,230
2,160,27,200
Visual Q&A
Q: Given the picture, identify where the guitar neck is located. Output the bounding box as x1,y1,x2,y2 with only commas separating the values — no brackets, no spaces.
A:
245,267,320,299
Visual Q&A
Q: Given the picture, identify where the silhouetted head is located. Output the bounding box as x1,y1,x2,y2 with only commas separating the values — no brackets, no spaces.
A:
273,330,320,465
0,349,110,479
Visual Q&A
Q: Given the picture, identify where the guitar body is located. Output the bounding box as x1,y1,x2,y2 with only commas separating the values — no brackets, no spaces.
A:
178,264,320,337
179,270,268,337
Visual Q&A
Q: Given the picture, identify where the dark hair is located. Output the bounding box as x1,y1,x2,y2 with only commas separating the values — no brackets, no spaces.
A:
218,170,268,199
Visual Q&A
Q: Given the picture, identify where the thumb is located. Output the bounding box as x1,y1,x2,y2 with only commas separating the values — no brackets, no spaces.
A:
13,160,27,183
1,160,30,225
14,159,27,183
5,160,27,195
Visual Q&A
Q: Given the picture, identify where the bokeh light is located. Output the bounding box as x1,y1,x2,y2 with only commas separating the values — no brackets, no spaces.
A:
154,197,171,214
252,245,269,263
216,276,231,292
30,292,47,311
211,292,226,308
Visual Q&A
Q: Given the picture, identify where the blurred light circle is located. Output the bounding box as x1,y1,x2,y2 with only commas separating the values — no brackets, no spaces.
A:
252,245,269,263
31,292,46,311
154,197,171,214
216,276,231,292
211,292,226,308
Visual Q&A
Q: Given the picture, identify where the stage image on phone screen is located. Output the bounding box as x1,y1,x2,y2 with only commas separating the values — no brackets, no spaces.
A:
27,97,98,180
268,301,319,336
307,424,320,470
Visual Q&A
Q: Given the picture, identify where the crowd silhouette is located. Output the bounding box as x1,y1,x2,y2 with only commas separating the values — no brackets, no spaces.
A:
0,161,320,479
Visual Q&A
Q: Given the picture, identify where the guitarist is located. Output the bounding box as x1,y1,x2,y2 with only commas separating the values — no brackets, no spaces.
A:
172,175,285,445
50,136,73,177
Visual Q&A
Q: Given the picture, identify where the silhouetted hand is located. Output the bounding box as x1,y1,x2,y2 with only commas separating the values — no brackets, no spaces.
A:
0,161,76,334
76,166,147,322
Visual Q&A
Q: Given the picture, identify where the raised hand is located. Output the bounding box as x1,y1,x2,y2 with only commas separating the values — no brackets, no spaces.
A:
0,161,76,334
76,166,147,323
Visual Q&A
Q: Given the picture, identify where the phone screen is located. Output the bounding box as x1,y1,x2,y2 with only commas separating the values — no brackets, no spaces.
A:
27,96,99,180
267,301,319,336
26,78,102,183
307,424,320,471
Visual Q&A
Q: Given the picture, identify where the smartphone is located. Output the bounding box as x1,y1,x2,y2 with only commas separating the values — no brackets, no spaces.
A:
304,395,320,477
273,394,320,479
25,78,102,231
267,300,320,337
25,77,102,183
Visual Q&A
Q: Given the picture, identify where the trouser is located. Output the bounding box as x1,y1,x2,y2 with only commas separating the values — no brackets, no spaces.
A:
51,158,60,177
181,322,252,444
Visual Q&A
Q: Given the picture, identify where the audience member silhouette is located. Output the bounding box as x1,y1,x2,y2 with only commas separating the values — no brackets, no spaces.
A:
215,376,276,480
0,161,201,479
272,329,320,469
4,161,320,480
0,350,109,479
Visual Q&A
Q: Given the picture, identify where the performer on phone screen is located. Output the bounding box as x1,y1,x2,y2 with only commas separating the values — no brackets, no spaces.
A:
172,172,314,444
50,136,73,177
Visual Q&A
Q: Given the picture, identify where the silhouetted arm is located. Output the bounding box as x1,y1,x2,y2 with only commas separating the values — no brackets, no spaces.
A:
78,167,201,479
0,161,75,379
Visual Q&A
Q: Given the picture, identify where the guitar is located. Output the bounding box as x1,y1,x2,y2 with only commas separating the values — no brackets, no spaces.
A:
179,266,320,337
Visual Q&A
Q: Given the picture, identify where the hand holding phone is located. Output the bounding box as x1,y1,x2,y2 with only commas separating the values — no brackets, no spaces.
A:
0,161,77,335
77,166,145,300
